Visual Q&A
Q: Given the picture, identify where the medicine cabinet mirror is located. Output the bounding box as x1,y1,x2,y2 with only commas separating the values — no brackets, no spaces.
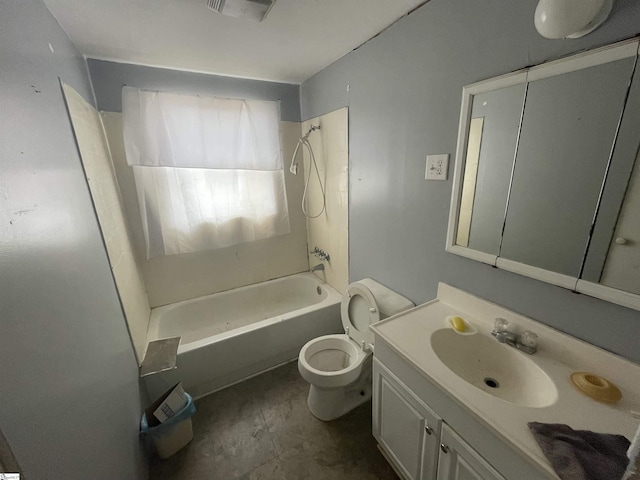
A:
447,38,640,311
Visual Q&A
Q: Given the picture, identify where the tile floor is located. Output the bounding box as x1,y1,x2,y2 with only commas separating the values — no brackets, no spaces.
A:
149,361,399,480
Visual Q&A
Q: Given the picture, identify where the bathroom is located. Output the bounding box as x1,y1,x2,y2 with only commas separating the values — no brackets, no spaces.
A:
2,0,640,479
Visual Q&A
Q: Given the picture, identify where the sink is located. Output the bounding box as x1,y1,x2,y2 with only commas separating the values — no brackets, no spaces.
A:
430,329,558,408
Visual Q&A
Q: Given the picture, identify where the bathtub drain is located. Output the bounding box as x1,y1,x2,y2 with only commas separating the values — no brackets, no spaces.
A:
316,286,322,295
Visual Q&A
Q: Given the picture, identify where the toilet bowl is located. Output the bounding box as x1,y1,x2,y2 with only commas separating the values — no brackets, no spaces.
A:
298,279,414,421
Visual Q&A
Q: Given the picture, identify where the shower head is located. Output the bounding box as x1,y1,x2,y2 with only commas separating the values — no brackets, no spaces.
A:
302,125,320,141
290,125,320,175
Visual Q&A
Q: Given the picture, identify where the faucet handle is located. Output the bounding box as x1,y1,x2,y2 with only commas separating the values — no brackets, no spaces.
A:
494,318,509,332
521,330,538,348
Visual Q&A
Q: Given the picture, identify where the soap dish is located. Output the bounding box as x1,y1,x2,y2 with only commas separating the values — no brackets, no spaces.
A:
445,315,477,336
570,372,622,404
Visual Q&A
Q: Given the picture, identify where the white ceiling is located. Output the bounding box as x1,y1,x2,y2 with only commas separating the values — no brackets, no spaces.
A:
43,0,426,84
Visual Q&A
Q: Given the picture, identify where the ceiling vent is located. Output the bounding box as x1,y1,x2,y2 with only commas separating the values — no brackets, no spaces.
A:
207,0,276,22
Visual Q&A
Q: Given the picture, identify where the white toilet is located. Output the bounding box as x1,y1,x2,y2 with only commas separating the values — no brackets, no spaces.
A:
298,278,414,421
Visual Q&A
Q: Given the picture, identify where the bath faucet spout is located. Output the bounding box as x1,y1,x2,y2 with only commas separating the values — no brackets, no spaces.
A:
311,264,325,272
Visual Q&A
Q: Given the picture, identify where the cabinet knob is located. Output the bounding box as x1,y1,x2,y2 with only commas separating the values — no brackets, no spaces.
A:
440,443,450,454
615,237,628,245
425,425,433,435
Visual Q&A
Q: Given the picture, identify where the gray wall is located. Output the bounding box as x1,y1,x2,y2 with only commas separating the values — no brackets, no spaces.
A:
300,0,640,362
88,59,301,121
0,1,147,479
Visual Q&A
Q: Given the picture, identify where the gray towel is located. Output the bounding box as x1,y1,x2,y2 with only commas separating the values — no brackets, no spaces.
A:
528,422,630,480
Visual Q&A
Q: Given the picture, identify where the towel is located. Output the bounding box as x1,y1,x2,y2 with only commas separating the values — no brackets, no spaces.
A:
622,423,640,480
528,422,630,480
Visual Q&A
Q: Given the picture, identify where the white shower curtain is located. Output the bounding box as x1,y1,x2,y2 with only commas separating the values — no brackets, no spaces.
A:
122,87,290,258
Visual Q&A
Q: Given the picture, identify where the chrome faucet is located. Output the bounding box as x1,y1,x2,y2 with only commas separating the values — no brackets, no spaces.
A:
311,264,325,272
491,318,538,355
310,246,330,262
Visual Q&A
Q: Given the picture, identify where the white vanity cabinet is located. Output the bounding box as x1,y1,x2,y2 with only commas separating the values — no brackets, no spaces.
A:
437,424,505,480
373,358,506,480
373,359,440,480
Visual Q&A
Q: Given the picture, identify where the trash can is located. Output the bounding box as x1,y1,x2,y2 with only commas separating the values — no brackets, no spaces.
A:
141,393,196,459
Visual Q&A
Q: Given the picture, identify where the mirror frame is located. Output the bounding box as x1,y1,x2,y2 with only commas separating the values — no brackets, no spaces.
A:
446,38,640,311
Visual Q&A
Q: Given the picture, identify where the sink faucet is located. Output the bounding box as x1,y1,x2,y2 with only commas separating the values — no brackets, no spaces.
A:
311,264,325,272
491,318,538,355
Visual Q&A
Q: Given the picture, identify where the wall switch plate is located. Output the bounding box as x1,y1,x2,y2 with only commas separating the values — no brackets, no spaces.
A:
425,154,449,180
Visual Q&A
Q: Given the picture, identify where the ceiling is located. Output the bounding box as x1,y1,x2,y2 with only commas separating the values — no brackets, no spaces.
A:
43,0,427,84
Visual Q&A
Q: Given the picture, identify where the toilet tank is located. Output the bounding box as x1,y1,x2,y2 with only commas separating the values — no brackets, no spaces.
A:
356,278,415,319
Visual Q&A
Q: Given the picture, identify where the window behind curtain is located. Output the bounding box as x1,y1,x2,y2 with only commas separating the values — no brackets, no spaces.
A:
122,87,290,258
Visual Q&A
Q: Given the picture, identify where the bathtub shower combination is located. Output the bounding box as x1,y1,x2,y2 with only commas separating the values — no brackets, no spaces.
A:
144,273,342,400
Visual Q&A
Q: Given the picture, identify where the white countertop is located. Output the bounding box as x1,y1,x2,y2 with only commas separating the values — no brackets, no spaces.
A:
371,283,640,479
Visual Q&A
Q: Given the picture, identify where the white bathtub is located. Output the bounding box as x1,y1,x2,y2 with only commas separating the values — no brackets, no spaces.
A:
143,273,342,400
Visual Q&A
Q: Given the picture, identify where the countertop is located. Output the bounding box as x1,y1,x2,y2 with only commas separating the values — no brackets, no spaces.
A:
371,283,640,479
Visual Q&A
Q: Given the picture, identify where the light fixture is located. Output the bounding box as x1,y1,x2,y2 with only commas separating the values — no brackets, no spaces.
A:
534,0,614,39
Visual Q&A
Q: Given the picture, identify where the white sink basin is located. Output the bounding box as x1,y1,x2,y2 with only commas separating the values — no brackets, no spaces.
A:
430,328,558,408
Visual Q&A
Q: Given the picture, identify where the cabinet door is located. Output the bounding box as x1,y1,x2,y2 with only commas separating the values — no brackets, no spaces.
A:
437,424,505,480
373,359,440,480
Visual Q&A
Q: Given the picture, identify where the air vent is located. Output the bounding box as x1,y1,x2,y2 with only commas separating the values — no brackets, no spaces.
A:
207,0,224,12
207,0,276,22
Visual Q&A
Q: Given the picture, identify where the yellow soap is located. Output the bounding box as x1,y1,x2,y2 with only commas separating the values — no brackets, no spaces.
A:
451,316,467,332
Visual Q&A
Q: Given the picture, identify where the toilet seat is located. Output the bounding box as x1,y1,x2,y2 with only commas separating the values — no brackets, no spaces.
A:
298,279,415,421
299,282,381,389
298,334,369,388
341,282,379,350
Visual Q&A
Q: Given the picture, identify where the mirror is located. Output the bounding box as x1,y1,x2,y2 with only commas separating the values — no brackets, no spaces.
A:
500,56,634,277
457,84,526,255
447,38,640,310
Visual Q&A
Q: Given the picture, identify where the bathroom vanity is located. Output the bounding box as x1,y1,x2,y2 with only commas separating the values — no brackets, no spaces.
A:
370,283,640,480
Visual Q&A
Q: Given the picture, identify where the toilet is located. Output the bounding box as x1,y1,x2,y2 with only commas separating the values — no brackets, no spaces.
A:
298,278,414,421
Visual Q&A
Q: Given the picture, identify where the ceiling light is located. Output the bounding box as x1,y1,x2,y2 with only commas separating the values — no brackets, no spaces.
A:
534,0,614,39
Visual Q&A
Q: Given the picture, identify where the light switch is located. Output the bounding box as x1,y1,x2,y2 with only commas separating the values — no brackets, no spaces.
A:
425,154,449,180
